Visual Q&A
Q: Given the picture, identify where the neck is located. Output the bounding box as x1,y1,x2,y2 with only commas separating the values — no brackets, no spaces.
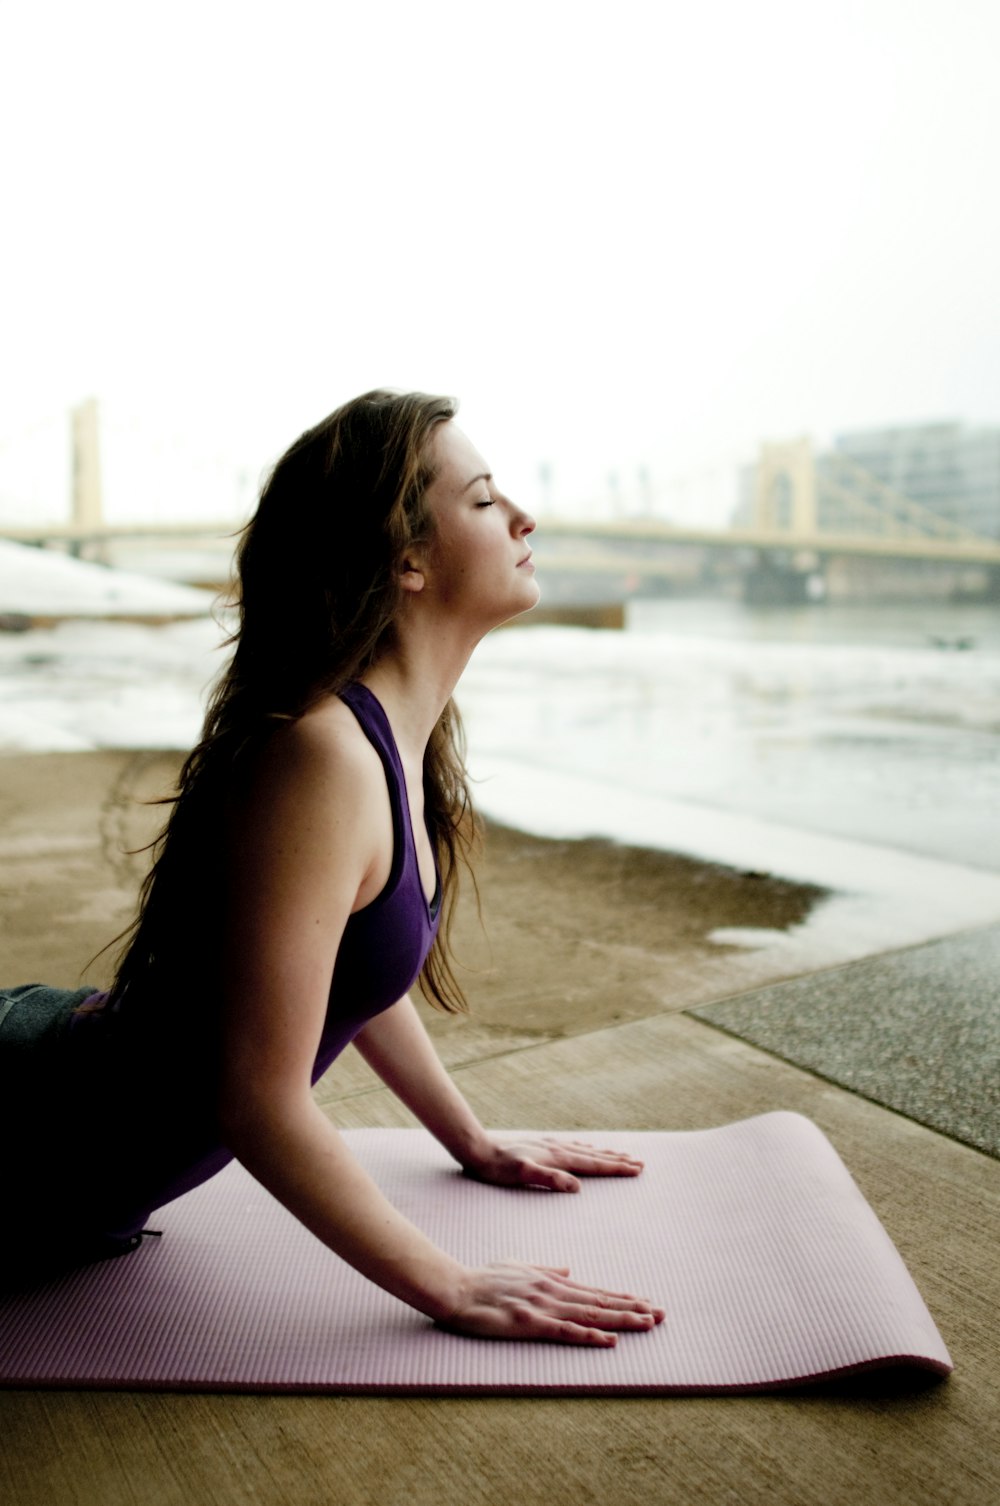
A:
360,614,483,761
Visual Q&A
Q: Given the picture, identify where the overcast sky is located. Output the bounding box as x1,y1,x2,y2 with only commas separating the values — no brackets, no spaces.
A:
1,0,998,524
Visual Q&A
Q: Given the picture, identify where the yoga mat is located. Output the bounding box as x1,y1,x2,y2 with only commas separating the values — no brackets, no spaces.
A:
0,1113,952,1394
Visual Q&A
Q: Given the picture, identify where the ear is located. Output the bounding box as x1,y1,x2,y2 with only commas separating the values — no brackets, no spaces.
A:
399,557,426,594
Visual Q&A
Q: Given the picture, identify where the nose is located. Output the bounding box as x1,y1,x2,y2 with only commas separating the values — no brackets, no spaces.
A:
512,505,535,537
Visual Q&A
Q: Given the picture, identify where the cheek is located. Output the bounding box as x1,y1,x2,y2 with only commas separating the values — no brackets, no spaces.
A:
432,523,489,579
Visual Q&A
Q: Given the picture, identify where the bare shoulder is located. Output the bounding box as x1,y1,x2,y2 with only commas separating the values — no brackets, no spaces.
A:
250,696,380,803
218,697,388,1097
227,696,387,876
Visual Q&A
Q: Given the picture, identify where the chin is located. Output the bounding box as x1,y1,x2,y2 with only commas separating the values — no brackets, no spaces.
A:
500,590,542,627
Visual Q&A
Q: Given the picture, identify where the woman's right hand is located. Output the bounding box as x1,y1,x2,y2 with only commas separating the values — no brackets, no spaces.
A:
437,1261,665,1345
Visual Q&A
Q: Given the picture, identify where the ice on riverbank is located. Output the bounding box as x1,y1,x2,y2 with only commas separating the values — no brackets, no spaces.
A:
0,538,217,619
468,750,1000,976
0,616,225,752
2,546,999,970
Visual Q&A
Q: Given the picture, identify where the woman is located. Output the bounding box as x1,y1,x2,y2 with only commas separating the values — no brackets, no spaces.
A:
1,390,663,1345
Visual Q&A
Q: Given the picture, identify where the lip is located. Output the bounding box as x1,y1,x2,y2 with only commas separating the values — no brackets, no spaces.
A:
517,551,535,570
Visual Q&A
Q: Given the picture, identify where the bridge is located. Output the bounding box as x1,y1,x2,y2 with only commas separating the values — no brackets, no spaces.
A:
530,438,1000,603
2,410,998,602
531,513,1000,568
534,438,1000,562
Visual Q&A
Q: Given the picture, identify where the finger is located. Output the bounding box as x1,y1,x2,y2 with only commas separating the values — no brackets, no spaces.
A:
553,1289,664,1316
536,1323,619,1346
555,1146,645,1174
562,1156,643,1178
544,1278,666,1318
536,1141,645,1175
436,1297,621,1346
509,1263,664,1320
512,1315,619,1347
517,1161,581,1194
543,1299,661,1332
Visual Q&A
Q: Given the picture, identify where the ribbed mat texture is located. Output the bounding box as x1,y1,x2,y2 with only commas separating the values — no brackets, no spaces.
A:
0,1113,952,1393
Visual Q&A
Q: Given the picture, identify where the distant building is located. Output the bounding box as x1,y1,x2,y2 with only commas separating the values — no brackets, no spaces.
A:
734,420,1000,540
831,421,1000,539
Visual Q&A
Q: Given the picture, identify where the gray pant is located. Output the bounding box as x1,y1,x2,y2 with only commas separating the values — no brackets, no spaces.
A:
0,982,141,1285
0,982,94,1050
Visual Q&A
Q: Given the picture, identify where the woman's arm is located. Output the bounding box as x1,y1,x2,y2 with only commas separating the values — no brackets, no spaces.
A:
353,995,647,1191
352,995,493,1167
217,712,459,1310
221,1079,660,1341
216,710,662,1342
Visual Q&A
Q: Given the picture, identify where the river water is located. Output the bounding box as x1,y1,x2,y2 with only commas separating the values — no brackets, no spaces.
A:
459,597,1000,875
2,588,999,881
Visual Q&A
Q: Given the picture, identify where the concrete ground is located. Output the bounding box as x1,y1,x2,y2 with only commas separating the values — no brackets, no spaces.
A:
2,752,998,1506
693,925,1000,1158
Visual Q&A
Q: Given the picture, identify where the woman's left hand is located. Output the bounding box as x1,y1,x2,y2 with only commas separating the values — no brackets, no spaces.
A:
463,1136,644,1193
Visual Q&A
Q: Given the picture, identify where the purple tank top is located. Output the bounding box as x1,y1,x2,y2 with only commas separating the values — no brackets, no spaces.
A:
314,682,441,1075
62,683,441,1236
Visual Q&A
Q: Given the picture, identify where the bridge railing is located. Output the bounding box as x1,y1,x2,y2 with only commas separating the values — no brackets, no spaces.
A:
817,455,992,544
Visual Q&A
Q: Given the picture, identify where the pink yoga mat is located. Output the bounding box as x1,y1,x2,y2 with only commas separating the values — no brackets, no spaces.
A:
0,1113,952,1393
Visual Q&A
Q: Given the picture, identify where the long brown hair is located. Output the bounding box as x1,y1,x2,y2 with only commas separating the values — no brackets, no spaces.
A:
109,389,477,1013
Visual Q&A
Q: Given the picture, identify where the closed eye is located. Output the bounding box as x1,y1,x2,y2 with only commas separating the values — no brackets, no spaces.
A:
475,498,495,507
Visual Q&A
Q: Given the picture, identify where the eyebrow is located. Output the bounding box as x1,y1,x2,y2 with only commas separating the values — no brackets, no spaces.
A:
461,471,492,492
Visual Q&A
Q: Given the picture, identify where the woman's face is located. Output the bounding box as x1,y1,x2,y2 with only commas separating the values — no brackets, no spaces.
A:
415,421,539,627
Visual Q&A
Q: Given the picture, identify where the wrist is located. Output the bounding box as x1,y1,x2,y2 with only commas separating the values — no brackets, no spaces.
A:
405,1254,470,1324
452,1128,498,1178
